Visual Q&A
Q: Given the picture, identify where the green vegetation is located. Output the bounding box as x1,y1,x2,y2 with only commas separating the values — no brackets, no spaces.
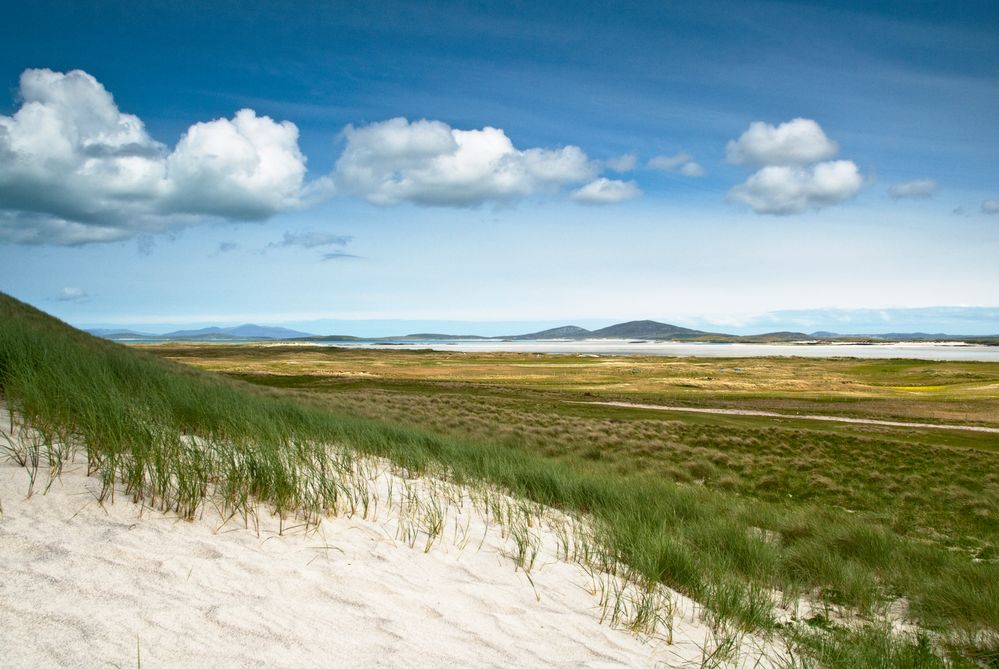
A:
148,345,999,556
150,343,999,426
2,293,997,666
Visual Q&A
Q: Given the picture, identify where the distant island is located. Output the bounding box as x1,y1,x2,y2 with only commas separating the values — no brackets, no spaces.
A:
86,319,999,345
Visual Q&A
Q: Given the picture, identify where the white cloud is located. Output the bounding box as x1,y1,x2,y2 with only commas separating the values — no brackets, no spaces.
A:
1,70,641,245
571,178,642,205
164,109,306,219
727,161,863,215
888,179,937,200
55,287,88,302
726,118,863,215
605,153,637,173
726,118,838,166
982,199,999,214
0,68,309,245
647,152,705,177
333,117,598,207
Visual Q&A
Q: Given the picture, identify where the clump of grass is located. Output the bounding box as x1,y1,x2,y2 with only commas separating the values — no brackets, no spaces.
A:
1,292,996,665
785,624,953,669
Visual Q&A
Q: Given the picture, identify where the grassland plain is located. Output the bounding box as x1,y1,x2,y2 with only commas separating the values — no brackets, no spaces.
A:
1,293,997,667
144,345,999,557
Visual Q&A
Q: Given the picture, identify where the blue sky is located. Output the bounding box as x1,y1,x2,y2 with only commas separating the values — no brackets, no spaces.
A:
1,1,997,335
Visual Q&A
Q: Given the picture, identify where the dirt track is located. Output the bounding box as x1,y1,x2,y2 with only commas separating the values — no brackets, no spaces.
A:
576,401,999,435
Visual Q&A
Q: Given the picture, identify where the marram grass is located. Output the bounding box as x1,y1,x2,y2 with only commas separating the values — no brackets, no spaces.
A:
0,293,995,667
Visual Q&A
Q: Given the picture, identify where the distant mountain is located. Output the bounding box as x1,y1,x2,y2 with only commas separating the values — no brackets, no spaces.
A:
159,326,227,338
508,326,592,340
87,321,998,345
589,320,709,339
227,324,315,338
503,320,716,341
86,328,156,339
162,324,314,339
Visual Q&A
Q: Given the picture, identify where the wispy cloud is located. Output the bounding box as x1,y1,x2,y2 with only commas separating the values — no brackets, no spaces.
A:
55,287,89,302
888,179,937,200
571,178,642,205
604,153,637,173
269,231,353,249
321,251,361,261
647,152,705,177
267,230,357,262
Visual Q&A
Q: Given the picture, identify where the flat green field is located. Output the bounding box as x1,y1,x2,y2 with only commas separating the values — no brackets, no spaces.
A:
141,344,999,557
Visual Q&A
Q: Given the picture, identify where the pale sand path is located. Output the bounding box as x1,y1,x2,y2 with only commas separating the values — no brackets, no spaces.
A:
575,401,999,434
0,410,778,668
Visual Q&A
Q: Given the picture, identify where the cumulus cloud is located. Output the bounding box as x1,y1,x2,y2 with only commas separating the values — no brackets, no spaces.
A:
1,69,639,245
164,109,306,219
605,153,637,173
333,117,598,207
888,179,937,200
726,119,863,215
727,161,863,215
571,178,642,205
269,231,352,249
0,68,309,245
726,118,838,167
982,199,999,214
55,287,89,302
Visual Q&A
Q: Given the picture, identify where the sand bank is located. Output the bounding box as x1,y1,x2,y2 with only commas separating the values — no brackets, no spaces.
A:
0,410,777,668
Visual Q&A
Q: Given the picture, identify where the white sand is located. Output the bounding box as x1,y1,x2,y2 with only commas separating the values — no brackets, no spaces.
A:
0,411,776,668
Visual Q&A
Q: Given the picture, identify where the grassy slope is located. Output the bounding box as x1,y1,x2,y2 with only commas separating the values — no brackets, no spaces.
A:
220,377,999,557
2,294,996,666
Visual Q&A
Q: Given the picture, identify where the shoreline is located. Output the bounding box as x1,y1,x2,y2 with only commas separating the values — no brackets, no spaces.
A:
128,338,999,362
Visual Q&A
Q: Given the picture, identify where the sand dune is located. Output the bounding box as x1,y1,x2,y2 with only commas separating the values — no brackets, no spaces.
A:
0,411,776,668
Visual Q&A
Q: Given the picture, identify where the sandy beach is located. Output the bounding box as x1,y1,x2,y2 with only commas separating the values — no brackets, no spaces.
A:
0,409,777,668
